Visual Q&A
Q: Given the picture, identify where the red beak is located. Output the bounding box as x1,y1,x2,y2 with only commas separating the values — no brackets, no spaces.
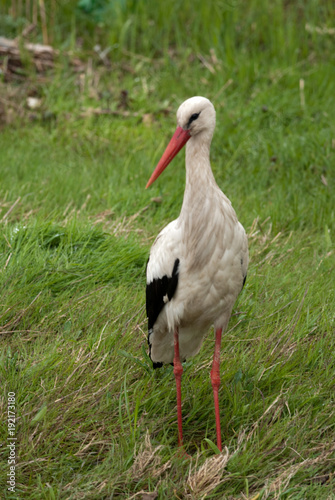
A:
146,126,191,188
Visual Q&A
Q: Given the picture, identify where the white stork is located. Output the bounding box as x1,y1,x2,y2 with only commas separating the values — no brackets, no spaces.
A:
145,96,248,452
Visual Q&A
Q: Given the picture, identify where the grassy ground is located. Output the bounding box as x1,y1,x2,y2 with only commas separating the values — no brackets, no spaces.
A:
1,0,335,498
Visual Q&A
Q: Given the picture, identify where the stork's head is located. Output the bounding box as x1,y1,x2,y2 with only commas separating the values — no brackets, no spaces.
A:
146,96,216,188
176,96,216,138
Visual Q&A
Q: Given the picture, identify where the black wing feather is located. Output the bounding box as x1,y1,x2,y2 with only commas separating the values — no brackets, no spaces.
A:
146,258,180,368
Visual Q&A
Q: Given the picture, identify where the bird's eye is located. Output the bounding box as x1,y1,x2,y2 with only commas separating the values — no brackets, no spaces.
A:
187,112,201,128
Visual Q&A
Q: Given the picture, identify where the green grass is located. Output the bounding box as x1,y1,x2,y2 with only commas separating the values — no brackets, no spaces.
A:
1,0,335,498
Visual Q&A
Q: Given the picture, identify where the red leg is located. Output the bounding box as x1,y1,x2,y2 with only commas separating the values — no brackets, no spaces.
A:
173,327,184,447
210,327,223,451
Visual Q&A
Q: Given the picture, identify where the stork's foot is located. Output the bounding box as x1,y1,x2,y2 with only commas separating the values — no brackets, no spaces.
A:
175,446,191,460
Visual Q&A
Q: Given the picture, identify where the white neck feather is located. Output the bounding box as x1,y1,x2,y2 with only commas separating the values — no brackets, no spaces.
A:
180,131,217,217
